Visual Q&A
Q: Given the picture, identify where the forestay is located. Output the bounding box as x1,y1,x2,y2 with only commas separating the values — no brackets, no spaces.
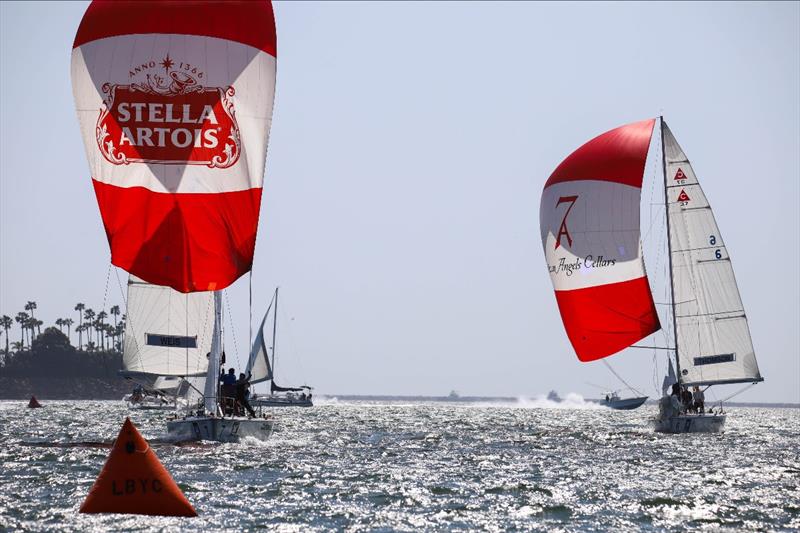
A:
123,275,214,378
663,122,761,386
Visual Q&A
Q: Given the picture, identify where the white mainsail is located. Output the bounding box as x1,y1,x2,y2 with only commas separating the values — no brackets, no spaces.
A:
123,275,214,379
246,300,275,385
662,121,762,386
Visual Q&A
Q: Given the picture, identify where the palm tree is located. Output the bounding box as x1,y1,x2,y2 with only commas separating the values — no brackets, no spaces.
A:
0,315,12,355
113,322,125,352
56,318,64,332
97,311,108,351
104,324,115,352
25,301,40,336
86,341,96,353
25,317,37,346
11,341,23,352
75,323,88,351
110,305,120,329
15,312,29,348
63,318,74,345
83,308,96,350
75,303,85,349
28,318,42,344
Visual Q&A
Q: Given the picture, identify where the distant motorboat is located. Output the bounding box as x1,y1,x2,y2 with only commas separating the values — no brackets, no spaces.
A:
546,390,562,402
601,392,647,410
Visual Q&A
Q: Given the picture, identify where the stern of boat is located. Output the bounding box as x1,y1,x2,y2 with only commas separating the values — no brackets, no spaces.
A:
654,413,726,434
166,416,274,442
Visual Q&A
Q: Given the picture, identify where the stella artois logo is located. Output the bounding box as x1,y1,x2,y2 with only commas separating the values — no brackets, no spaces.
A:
95,55,240,168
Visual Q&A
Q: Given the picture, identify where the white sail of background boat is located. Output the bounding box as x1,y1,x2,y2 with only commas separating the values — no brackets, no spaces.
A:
540,117,763,433
120,276,213,410
248,288,313,408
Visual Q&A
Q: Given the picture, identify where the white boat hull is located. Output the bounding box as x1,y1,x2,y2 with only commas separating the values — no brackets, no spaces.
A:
166,416,274,442
654,413,726,434
251,397,313,408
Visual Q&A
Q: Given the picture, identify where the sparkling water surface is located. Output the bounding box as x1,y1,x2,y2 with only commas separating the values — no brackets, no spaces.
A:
1,398,798,531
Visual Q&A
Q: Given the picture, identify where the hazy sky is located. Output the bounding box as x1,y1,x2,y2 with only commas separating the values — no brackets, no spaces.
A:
1,2,798,403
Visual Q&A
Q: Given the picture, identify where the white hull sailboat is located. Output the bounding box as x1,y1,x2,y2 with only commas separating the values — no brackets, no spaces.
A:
249,287,314,408
71,0,281,443
122,276,273,443
540,118,762,434
163,289,274,443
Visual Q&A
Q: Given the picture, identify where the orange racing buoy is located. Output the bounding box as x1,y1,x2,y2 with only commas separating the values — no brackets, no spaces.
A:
27,396,42,408
79,417,196,517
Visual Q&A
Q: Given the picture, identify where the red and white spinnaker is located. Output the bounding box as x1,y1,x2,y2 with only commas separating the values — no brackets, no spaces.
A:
540,119,661,361
71,0,277,293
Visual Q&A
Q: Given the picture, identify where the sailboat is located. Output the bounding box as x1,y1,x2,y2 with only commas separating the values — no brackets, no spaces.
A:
249,288,314,408
71,0,280,442
165,289,275,442
540,117,762,433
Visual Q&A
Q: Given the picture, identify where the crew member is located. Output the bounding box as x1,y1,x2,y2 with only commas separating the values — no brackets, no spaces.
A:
235,372,256,417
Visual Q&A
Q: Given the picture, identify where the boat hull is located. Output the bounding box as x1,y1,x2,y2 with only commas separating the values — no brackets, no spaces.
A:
251,397,313,408
166,416,273,442
654,413,726,434
603,396,648,410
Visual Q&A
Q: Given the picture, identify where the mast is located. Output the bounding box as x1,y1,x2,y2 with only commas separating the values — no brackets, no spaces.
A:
203,291,223,415
660,116,681,381
271,287,278,379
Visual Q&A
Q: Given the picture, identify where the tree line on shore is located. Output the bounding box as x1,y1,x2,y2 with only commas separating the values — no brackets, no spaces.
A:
0,300,125,357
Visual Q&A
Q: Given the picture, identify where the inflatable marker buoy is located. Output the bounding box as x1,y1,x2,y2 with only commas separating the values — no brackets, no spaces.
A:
80,417,196,517
28,396,42,408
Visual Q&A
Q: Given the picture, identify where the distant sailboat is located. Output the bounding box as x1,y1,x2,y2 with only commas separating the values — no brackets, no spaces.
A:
540,118,762,433
250,288,313,408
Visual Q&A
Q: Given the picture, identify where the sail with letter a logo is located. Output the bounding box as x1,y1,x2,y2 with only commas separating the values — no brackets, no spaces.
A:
71,0,277,293
539,119,661,361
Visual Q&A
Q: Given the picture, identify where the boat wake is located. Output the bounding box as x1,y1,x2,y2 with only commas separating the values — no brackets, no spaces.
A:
511,393,605,410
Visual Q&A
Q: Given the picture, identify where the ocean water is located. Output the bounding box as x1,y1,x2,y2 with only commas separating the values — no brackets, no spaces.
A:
0,398,798,532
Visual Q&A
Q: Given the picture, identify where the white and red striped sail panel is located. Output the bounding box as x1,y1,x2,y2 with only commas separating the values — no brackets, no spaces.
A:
71,1,277,293
540,119,660,361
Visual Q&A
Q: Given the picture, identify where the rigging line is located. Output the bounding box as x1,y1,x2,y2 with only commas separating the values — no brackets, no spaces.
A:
98,263,113,375
249,271,252,350
600,359,645,397
223,290,241,371
651,349,660,396
715,382,757,405
114,267,143,376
